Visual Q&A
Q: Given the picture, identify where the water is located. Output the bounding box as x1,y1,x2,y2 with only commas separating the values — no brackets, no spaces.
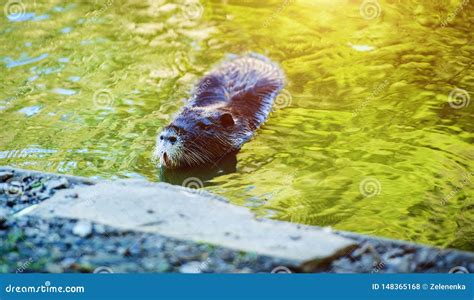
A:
0,0,472,250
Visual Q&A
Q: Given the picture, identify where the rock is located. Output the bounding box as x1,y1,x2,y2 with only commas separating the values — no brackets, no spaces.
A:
0,171,14,182
128,243,142,256
0,207,9,228
111,262,140,273
205,257,231,273
155,260,171,272
72,220,93,238
104,244,118,253
141,257,170,272
117,247,130,257
24,227,43,236
215,248,234,262
359,254,375,272
37,192,51,201
93,223,107,235
416,248,432,263
238,267,253,273
179,261,203,273
331,257,353,273
6,197,15,207
141,258,157,271
143,235,165,250
173,244,201,260
65,192,79,199
46,178,70,190
60,258,76,268
45,263,63,273
8,253,20,263
383,248,405,260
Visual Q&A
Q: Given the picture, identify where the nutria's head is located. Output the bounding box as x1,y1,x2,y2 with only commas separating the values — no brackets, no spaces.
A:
153,107,243,169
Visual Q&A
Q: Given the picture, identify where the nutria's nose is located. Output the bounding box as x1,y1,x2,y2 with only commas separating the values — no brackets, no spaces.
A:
160,134,177,145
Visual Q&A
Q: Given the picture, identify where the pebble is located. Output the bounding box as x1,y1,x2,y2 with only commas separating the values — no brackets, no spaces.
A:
155,260,171,272
128,243,142,256
0,171,14,182
173,244,201,260
45,263,63,273
8,252,20,263
117,247,130,256
179,261,203,273
416,248,432,263
37,192,51,200
46,178,70,190
289,234,301,240
383,248,405,259
141,258,158,271
93,223,107,235
66,192,79,199
0,207,9,228
72,220,93,238
143,236,165,250
360,255,375,272
60,257,76,268
385,257,408,272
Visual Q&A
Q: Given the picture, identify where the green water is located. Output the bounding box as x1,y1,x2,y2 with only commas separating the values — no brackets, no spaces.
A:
0,0,472,250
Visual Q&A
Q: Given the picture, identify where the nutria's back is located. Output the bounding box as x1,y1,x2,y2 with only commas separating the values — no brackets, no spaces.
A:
153,54,285,169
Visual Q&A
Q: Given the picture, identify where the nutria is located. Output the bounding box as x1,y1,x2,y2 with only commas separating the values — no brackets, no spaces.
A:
153,53,285,169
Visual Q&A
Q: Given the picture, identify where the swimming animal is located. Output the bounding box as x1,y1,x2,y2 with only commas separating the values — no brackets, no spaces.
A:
153,53,284,169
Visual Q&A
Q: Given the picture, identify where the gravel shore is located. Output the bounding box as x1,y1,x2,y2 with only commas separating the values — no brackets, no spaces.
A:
1,167,472,273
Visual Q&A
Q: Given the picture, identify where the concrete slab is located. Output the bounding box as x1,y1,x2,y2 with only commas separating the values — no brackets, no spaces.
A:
25,180,357,268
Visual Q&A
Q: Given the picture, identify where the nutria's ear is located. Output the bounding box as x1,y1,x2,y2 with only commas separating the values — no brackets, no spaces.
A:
219,113,235,127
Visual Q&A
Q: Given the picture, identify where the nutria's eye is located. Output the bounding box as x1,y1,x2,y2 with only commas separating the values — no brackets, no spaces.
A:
197,121,209,130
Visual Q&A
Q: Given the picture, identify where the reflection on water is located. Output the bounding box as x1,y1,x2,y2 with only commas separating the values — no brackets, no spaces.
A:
159,152,237,186
0,0,472,250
